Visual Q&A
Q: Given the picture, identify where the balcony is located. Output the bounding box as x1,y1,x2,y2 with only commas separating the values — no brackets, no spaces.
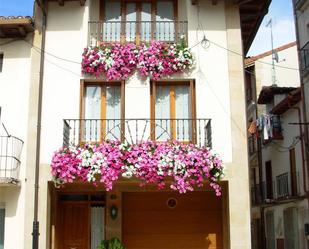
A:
0,135,23,185
88,20,188,46
251,182,266,206
275,172,300,199
63,118,212,148
248,136,256,156
300,41,309,73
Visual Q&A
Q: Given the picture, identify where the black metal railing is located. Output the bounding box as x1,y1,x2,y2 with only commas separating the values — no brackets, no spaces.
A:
88,20,188,45
275,172,300,198
0,135,23,184
63,118,212,148
300,41,309,72
251,182,267,206
248,136,256,156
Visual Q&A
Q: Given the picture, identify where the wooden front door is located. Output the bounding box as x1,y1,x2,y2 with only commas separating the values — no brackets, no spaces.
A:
122,191,223,249
57,203,89,249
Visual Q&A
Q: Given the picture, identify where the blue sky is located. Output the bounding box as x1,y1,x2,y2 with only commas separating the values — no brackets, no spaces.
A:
0,0,34,16
248,0,296,55
0,0,295,56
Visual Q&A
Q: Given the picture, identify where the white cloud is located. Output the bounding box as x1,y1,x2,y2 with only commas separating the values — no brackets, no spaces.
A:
247,18,296,56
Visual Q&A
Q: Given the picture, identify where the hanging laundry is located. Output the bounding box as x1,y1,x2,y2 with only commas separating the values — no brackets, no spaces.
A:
248,121,257,135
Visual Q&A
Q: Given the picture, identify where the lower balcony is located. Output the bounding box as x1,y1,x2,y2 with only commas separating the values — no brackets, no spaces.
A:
0,135,23,185
63,118,212,148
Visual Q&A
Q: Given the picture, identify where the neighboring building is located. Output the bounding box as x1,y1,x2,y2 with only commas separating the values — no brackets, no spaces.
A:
0,1,271,249
245,43,308,249
0,16,34,249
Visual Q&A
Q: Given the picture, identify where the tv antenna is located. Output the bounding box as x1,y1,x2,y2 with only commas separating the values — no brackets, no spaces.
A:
266,19,278,86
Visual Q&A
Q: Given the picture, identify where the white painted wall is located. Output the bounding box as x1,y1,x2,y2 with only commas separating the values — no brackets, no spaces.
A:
261,103,304,194
40,0,233,165
0,36,32,249
254,44,300,98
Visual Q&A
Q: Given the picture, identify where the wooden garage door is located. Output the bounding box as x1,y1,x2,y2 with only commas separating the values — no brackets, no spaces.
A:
122,191,223,249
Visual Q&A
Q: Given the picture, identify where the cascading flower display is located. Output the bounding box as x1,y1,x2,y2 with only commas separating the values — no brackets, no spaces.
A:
82,43,139,80
81,39,194,80
51,140,223,196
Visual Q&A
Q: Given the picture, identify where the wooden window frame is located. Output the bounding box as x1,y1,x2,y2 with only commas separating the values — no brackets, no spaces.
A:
99,0,178,44
80,80,125,142
289,148,297,196
150,79,196,143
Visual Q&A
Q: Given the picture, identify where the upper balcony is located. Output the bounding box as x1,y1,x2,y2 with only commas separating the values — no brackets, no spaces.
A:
88,20,188,46
63,118,212,148
0,129,23,186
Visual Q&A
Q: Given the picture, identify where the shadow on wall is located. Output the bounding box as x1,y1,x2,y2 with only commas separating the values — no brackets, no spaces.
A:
1,36,32,59
188,1,226,32
3,187,21,217
46,2,85,31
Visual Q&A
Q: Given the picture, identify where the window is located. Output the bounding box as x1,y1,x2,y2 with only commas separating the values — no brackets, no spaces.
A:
284,208,299,249
265,211,275,249
81,81,125,142
150,80,196,142
0,53,3,73
101,0,177,42
0,205,4,249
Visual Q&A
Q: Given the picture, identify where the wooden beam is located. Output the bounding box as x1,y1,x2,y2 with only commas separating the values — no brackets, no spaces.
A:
58,0,64,6
237,0,255,5
80,0,86,6
0,28,4,37
18,25,26,36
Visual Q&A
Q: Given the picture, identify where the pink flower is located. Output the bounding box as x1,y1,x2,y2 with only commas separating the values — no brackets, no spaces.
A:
51,140,223,196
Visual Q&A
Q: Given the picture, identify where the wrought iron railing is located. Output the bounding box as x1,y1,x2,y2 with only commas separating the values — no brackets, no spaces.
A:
63,118,212,148
251,182,267,206
300,41,309,72
88,20,188,45
275,172,300,198
248,136,256,156
0,135,23,184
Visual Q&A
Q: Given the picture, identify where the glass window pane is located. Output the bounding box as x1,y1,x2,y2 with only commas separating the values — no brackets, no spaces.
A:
104,1,121,41
141,3,152,41
126,3,137,42
91,206,105,249
84,86,101,141
106,86,121,140
156,1,174,41
175,85,191,141
155,86,171,140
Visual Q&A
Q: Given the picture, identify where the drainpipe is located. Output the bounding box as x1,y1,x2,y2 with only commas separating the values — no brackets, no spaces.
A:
32,1,46,249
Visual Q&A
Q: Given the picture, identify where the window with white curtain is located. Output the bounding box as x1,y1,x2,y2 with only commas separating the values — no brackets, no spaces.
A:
83,83,122,142
154,82,193,141
102,0,175,42
91,206,105,249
